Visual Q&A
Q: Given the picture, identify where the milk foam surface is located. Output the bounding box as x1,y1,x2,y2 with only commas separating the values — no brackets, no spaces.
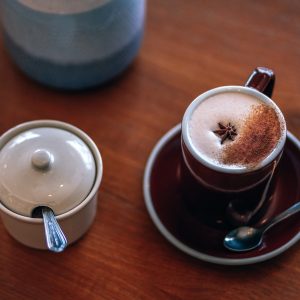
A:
188,92,280,168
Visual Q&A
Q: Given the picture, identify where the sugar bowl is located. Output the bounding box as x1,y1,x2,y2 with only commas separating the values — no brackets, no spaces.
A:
0,120,102,251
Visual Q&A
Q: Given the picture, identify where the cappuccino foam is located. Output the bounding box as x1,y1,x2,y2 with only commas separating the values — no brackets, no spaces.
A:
188,92,283,168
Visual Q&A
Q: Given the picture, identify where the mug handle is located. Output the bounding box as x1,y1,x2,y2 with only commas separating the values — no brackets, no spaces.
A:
245,67,275,98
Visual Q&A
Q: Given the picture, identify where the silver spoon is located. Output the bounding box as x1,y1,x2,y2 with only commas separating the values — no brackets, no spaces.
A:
41,207,67,253
32,206,67,252
224,201,300,252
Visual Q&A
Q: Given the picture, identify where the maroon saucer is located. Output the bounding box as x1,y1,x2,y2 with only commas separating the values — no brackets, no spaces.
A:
143,124,300,265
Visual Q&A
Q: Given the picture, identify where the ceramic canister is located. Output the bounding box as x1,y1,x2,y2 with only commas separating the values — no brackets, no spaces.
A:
1,0,146,89
0,120,103,249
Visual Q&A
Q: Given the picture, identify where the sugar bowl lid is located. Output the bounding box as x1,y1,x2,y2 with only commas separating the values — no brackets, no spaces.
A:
0,121,97,217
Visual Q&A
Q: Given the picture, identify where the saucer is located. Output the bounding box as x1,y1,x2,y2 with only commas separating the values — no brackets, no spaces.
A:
143,124,300,265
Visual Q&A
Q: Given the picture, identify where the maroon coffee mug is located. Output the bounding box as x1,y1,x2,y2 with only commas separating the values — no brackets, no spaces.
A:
180,67,286,228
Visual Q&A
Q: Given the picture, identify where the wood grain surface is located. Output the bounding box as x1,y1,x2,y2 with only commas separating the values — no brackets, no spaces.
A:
1,1,300,299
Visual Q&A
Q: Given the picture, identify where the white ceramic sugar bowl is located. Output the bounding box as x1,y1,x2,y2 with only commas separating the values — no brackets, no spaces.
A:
0,120,102,250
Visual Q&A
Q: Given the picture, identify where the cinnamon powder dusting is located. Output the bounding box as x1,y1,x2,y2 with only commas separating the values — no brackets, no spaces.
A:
221,104,282,166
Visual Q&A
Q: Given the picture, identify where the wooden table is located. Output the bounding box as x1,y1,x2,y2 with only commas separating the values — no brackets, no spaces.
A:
1,1,300,299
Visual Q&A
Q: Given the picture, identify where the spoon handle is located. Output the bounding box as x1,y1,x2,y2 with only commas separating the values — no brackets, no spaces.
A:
42,207,67,253
262,202,300,232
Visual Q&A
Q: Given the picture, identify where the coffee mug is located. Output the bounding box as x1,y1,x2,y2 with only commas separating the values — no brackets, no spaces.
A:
180,67,286,227
1,0,146,89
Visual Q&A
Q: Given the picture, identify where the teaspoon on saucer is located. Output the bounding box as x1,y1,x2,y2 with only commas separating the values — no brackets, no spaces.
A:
224,201,300,252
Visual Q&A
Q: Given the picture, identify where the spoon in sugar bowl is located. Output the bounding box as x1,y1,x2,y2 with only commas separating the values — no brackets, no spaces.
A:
0,124,97,252
224,201,300,252
32,205,67,253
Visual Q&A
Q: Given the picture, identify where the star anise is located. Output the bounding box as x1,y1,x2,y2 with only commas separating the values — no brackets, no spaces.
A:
213,122,237,144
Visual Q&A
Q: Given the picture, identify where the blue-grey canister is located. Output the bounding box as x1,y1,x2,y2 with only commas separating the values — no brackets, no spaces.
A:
1,0,146,90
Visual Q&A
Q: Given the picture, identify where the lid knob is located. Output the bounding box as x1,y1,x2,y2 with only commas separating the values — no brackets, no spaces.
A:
32,149,52,170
